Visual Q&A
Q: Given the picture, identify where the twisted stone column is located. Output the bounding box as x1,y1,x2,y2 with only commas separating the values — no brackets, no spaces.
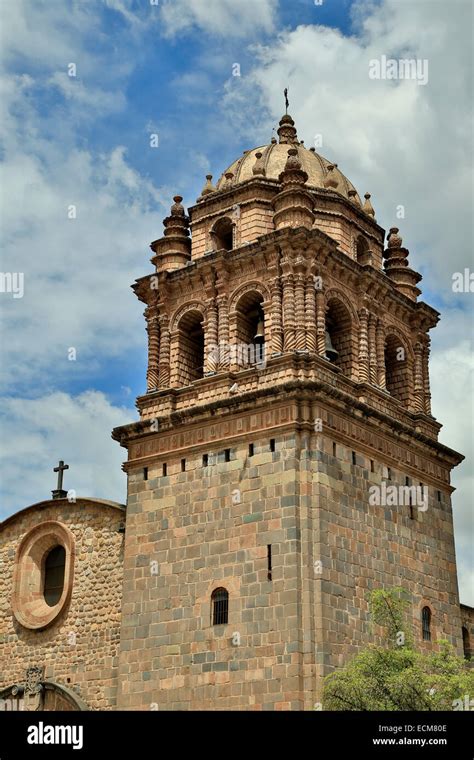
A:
282,272,296,351
422,337,432,414
368,313,377,384
316,290,326,356
146,308,160,391
376,319,386,389
158,314,170,388
205,299,218,374
294,272,306,350
358,308,370,383
217,293,229,370
413,341,424,412
270,278,283,354
305,276,317,353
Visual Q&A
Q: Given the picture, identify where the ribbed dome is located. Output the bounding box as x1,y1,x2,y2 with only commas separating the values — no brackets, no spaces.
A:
214,114,361,204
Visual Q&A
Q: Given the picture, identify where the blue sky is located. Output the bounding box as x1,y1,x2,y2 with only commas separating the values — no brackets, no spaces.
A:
0,0,472,602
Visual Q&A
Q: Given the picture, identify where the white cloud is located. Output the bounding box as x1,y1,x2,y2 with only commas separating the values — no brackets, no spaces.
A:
160,0,277,38
0,132,167,392
0,10,169,394
47,71,126,114
0,1,95,69
430,318,474,606
219,0,473,604
0,1,162,516
0,391,131,519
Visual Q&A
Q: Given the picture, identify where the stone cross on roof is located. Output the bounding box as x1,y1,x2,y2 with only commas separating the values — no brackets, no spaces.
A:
52,459,69,500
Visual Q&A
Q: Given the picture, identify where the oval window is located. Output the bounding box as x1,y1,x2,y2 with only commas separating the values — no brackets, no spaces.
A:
43,545,66,607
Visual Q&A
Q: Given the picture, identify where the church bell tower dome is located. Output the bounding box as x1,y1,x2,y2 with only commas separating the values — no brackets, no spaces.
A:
214,113,362,204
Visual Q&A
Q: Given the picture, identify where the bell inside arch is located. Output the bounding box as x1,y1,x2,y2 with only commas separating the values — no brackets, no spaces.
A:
325,330,339,362
254,315,264,343
253,311,265,366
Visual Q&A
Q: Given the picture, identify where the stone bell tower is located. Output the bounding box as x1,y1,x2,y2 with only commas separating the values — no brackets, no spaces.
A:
113,111,464,710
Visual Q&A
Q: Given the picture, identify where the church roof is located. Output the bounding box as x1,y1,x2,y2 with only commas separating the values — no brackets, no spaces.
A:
212,113,361,203
0,497,126,530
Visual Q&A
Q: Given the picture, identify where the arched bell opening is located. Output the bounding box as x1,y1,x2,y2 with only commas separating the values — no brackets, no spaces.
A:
234,291,265,368
325,298,353,376
385,334,410,407
176,309,205,386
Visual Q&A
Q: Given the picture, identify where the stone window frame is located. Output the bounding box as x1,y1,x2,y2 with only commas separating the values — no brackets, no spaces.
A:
11,520,75,631
211,587,229,626
197,578,240,631
417,600,435,646
209,215,235,252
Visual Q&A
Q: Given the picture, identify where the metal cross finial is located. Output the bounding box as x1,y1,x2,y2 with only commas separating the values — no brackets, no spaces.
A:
284,87,289,115
53,460,69,492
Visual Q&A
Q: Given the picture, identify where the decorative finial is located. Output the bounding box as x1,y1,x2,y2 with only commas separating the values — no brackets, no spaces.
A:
171,195,185,215
284,87,289,115
252,151,266,176
284,147,301,171
363,192,375,218
277,113,298,145
384,227,421,301
387,227,403,248
224,171,234,188
200,174,216,197
324,164,339,189
348,189,361,206
273,146,313,230
150,193,191,271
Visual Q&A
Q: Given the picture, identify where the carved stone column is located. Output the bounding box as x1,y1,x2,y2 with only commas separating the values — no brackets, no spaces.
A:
204,298,218,374
294,269,306,350
358,307,370,383
376,318,386,389
422,337,432,414
282,266,295,351
216,293,229,370
316,289,326,356
305,273,317,353
270,278,283,354
413,341,424,412
227,312,239,372
145,307,160,392
368,313,377,384
158,314,170,388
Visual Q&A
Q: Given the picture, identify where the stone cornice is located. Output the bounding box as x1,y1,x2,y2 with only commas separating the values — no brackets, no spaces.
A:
132,226,433,326
134,350,433,425
112,377,462,474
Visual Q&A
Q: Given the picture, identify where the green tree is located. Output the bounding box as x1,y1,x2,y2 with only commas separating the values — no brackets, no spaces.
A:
323,588,473,711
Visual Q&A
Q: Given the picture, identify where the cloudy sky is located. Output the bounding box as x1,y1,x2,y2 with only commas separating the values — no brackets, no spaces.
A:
0,0,472,603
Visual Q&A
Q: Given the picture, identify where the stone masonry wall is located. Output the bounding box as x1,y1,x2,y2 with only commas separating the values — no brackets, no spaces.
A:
117,421,463,711
117,432,303,710
312,431,463,694
0,500,124,710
